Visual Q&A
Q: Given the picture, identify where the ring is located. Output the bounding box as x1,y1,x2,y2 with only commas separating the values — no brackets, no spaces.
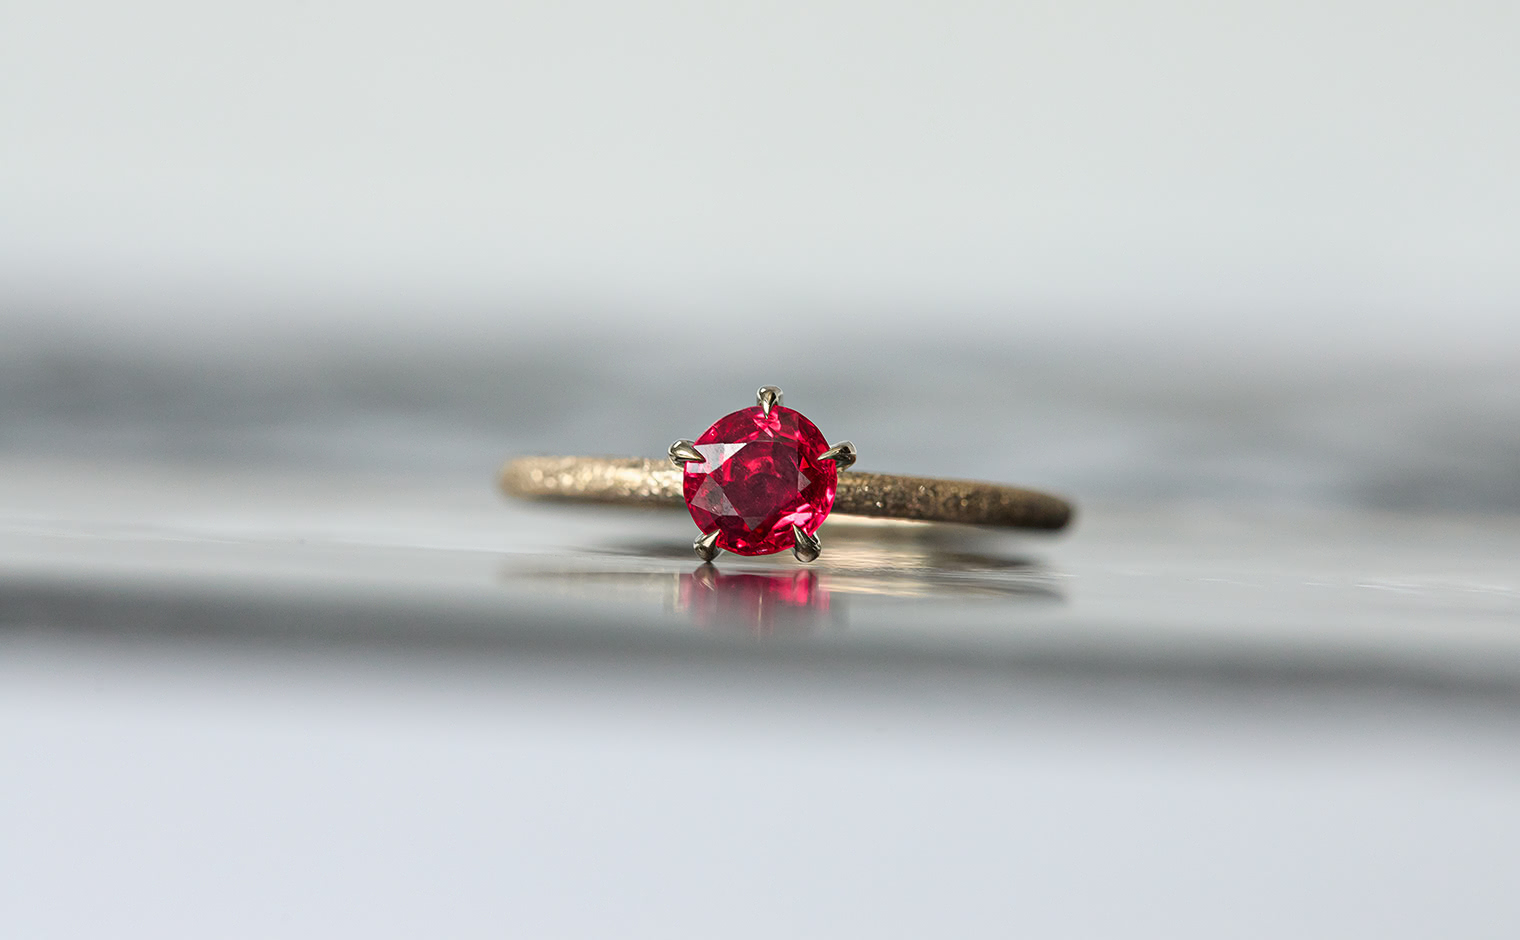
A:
500,385,1074,563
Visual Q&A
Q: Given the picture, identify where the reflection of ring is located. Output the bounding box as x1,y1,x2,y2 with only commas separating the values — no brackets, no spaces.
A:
500,385,1074,564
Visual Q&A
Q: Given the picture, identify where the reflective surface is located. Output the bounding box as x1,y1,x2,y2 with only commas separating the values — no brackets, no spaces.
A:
3,345,1519,939
4,458,1520,940
4,459,1517,693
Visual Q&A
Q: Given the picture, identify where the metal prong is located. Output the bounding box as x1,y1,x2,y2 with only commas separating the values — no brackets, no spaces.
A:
791,525,820,563
818,440,857,471
756,386,783,416
669,439,703,467
694,530,721,562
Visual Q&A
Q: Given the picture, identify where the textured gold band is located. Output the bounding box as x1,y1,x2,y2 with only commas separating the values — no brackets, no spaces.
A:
500,456,1073,531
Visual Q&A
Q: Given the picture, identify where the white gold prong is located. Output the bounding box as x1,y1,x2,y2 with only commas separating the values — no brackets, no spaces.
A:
669,440,703,467
791,525,820,563
819,440,857,471
756,386,783,416
694,530,721,562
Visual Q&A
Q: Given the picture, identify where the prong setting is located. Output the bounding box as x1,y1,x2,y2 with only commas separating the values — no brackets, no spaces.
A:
756,386,783,416
819,440,857,471
669,439,704,467
694,529,721,562
791,525,821,563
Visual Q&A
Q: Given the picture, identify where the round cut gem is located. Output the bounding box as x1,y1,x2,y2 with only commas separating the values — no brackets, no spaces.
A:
682,405,838,555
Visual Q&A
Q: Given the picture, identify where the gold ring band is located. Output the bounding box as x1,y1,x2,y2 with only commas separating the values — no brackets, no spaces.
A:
500,456,1074,531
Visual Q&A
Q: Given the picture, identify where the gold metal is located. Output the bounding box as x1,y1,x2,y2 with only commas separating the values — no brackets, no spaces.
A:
668,440,703,466
818,440,857,471
756,385,782,416
500,456,1074,530
792,525,821,563
693,529,721,562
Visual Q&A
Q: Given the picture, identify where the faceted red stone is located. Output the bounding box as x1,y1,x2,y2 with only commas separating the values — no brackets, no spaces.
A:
682,405,838,555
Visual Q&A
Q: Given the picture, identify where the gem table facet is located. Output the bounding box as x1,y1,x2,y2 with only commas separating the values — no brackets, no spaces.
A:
681,405,839,556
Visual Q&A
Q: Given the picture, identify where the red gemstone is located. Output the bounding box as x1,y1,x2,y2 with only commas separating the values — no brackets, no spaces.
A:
682,405,838,555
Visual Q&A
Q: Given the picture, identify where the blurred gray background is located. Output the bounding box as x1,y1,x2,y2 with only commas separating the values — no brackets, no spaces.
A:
5,0,1519,342
3,0,1518,510
2,2,1519,937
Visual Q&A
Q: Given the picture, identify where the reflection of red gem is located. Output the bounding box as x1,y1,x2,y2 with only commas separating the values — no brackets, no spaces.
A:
681,405,837,555
680,569,829,634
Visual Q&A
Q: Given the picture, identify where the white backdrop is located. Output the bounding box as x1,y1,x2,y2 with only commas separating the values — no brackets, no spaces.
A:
3,1,1517,350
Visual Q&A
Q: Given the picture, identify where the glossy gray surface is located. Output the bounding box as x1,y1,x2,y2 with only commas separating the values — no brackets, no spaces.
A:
4,458,1518,689
3,437,1519,937
3,314,1520,939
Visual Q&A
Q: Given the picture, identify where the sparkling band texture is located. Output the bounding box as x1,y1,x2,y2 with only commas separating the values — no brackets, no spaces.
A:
500,456,1073,531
